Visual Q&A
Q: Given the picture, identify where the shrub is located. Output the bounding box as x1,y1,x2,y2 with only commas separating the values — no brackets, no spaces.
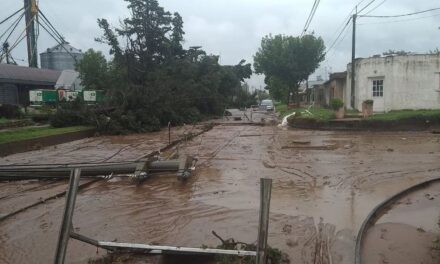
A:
49,97,89,128
363,99,374,105
30,114,52,123
330,98,344,111
0,104,23,119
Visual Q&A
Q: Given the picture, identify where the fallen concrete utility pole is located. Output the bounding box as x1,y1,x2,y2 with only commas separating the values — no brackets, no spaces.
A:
53,168,272,263
256,178,272,264
0,156,195,181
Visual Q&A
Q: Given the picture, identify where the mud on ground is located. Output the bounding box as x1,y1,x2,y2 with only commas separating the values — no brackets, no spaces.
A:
1,119,440,263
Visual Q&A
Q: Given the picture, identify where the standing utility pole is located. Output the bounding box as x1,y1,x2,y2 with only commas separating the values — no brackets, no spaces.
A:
350,13,357,109
24,0,38,68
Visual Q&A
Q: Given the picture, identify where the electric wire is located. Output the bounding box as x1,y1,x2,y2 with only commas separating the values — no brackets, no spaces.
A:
362,0,387,15
358,12,440,25
301,0,321,36
322,0,370,59
360,7,440,18
357,0,378,15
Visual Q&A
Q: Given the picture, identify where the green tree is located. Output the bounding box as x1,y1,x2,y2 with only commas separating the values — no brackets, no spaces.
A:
254,34,325,104
76,49,109,90
265,76,288,103
82,0,252,133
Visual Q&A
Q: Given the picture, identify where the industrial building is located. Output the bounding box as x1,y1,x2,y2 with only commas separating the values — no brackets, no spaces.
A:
0,63,61,105
40,42,84,71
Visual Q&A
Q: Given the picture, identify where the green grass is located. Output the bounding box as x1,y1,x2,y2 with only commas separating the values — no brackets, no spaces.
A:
276,103,336,121
0,126,92,144
368,109,440,121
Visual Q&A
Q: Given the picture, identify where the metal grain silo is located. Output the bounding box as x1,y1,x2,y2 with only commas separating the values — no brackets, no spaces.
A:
40,42,84,71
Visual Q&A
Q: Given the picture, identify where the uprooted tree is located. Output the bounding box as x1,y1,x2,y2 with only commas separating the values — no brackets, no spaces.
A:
74,0,253,133
253,34,325,104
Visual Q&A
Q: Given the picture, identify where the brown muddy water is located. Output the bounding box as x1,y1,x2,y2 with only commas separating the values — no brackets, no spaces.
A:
0,122,440,263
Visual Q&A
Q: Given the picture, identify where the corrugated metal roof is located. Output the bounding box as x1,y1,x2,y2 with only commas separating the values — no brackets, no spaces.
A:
41,42,82,54
0,63,61,86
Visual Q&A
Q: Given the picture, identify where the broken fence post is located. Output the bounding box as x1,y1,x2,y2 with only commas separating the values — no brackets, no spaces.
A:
256,178,272,264
54,168,81,264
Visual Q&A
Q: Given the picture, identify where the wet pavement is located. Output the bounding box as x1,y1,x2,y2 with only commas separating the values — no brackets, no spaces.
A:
0,114,440,263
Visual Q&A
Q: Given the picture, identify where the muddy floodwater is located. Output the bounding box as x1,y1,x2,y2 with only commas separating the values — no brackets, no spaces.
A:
1,121,440,263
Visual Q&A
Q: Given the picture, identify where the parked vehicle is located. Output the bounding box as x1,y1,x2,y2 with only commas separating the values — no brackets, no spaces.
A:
260,99,275,111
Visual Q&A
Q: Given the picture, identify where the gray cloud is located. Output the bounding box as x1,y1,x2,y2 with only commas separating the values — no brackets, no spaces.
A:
1,0,440,88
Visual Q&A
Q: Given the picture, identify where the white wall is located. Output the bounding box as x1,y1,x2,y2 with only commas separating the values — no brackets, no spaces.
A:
346,54,440,112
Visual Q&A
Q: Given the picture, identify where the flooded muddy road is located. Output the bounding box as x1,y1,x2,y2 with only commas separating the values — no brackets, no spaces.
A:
1,119,440,263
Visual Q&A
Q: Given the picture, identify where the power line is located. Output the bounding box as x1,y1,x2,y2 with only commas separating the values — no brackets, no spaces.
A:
301,0,321,36
324,17,352,56
363,0,387,15
359,12,440,25
322,0,370,58
358,0,378,14
360,7,440,18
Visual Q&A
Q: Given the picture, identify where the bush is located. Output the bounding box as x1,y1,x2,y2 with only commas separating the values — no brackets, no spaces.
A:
49,98,90,128
363,99,374,105
0,104,23,119
30,114,52,123
330,98,344,111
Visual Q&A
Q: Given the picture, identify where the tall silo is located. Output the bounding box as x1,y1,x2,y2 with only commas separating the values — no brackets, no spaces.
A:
40,42,84,71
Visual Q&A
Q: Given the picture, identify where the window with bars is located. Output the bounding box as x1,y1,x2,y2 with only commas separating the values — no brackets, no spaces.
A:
372,79,384,97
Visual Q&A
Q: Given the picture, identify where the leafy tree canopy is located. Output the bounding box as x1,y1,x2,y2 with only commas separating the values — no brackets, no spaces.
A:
75,0,252,133
76,49,109,90
254,34,325,103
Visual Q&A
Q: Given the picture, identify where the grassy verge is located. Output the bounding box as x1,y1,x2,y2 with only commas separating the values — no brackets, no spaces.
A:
0,126,92,144
275,103,336,121
368,109,440,121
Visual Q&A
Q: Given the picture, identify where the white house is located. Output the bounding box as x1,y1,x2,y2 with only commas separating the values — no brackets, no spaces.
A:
346,54,440,112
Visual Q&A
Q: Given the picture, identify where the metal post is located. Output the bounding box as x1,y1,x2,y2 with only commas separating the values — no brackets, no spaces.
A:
256,178,272,264
351,13,357,109
54,168,81,264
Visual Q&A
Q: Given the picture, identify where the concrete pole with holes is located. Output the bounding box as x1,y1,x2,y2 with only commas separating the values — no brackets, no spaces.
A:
256,178,272,264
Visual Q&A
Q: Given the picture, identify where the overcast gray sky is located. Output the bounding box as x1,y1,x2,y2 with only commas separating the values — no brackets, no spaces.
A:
2,0,440,88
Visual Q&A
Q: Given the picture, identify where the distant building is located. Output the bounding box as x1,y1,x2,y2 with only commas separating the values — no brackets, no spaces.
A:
346,54,440,112
0,64,61,105
40,42,84,71
320,72,347,107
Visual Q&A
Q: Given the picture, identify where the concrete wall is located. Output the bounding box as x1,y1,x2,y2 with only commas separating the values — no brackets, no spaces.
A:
324,78,346,106
346,54,440,112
